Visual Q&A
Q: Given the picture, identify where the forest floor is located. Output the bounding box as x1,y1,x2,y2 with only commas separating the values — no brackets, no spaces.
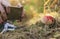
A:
0,12,60,39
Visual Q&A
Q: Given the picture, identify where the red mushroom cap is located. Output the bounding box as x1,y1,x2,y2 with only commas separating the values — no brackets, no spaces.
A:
41,15,54,25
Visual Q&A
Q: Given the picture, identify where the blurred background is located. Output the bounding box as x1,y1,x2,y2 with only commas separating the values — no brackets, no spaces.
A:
0,0,60,39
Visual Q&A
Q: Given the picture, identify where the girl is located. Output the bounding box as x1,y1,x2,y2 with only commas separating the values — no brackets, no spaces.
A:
0,0,15,34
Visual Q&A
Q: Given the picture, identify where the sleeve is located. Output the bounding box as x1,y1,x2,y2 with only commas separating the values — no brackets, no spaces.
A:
1,0,11,7
0,0,1,3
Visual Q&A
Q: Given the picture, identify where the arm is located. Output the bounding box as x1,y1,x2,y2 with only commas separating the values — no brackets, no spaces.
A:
0,15,3,24
0,3,7,21
1,0,11,13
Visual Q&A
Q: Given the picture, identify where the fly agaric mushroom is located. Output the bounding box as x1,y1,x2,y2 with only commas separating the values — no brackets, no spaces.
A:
41,15,54,25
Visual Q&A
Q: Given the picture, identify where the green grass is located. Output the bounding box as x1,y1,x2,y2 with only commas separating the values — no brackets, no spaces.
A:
23,0,44,13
